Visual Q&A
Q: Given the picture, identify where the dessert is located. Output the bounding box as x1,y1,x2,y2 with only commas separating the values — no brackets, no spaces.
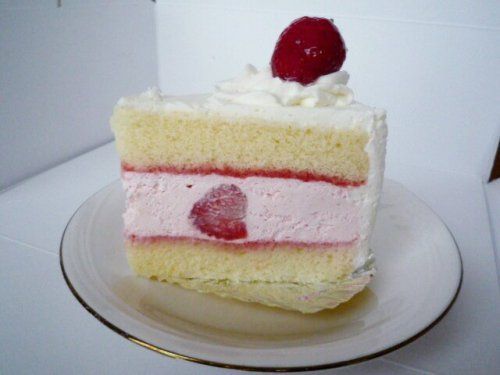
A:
111,17,387,313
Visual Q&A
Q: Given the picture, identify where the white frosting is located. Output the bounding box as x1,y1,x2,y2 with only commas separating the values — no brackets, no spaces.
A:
123,172,363,245
116,67,385,132
212,64,353,108
355,116,387,268
117,90,385,134
117,87,205,112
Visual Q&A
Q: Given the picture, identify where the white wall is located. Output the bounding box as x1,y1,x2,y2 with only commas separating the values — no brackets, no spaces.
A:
0,0,157,190
157,0,500,181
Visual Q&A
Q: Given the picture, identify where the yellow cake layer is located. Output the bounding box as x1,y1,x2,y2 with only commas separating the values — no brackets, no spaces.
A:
111,107,369,182
126,239,372,313
126,240,356,284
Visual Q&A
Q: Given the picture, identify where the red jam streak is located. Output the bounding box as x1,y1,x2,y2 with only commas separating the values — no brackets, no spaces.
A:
127,234,358,250
121,163,365,187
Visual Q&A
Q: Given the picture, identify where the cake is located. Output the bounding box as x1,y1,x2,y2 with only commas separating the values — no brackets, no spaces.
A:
111,17,387,313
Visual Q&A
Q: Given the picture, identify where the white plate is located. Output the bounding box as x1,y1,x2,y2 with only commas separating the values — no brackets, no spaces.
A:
60,179,462,372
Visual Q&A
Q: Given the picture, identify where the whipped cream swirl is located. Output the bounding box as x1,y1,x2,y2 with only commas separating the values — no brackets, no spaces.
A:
212,64,354,108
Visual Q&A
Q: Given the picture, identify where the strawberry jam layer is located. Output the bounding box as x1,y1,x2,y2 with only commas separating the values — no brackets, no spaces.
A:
127,234,357,250
122,171,363,245
122,163,365,187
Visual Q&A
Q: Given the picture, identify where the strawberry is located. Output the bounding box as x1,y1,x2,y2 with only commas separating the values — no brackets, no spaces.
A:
189,184,248,240
271,16,346,85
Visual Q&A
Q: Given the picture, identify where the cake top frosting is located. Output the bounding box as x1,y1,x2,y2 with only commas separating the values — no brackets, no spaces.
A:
116,16,385,129
211,64,353,108
116,77,384,132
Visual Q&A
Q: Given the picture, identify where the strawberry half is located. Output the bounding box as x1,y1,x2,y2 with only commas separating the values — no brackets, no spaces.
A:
189,184,248,240
271,16,347,85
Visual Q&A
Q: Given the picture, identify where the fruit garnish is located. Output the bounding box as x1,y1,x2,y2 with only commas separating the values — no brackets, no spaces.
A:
189,184,248,240
271,16,346,85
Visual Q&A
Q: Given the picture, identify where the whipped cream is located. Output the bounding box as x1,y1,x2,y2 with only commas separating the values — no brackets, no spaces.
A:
117,87,202,112
211,64,354,108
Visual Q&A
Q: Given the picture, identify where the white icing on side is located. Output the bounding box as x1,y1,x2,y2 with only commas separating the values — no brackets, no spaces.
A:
354,116,387,268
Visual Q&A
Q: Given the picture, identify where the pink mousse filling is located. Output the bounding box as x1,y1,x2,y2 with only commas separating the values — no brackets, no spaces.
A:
122,171,361,246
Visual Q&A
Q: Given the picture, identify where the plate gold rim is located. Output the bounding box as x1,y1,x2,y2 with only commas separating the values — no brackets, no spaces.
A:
59,180,463,372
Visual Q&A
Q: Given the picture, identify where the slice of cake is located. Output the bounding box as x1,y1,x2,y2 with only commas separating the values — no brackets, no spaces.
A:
111,17,387,313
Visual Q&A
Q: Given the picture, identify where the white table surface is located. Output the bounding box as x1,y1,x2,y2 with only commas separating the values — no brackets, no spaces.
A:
1,142,499,375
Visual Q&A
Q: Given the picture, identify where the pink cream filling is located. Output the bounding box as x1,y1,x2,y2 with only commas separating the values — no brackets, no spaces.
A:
122,171,361,246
